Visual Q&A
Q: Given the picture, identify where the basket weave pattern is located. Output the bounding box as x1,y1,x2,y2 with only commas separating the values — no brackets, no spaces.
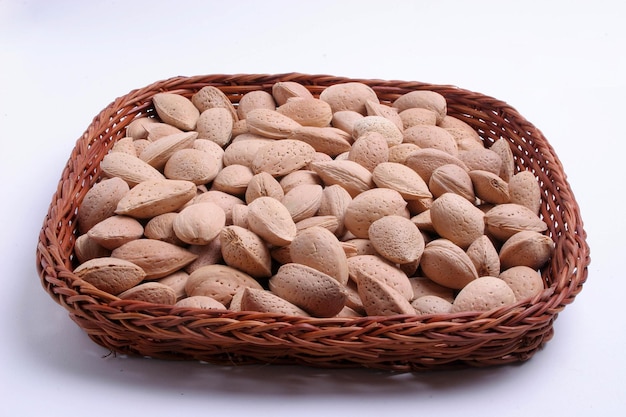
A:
36,73,590,371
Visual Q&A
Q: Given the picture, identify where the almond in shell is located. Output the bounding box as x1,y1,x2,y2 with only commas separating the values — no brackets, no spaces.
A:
220,225,272,278
73,257,145,295
152,92,200,131
115,179,197,219
111,238,198,279
289,226,349,285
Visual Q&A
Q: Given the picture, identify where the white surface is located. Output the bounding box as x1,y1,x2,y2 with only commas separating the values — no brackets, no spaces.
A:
1,0,623,416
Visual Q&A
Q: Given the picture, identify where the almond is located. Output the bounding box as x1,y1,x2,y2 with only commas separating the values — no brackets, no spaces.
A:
245,171,285,204
331,110,364,134
499,230,554,270
347,254,414,300
144,122,183,141
191,86,238,122
408,276,455,303
355,269,415,316
74,234,111,264
77,177,130,234
484,203,548,241
499,266,545,301
236,91,276,120
126,117,158,140
317,184,352,237
278,169,323,194
164,147,221,184
344,188,407,238
348,131,389,171
246,108,301,139
319,82,379,114
220,225,272,278
466,235,501,277
405,148,469,184
387,143,422,164
73,257,145,295
281,183,323,223
211,164,253,195
420,239,479,290
430,193,485,249
111,238,197,279
195,107,234,147
152,92,200,131
368,215,425,265
399,107,438,128
157,270,189,301
458,148,502,175
139,131,198,170
489,138,515,182
411,295,453,315
352,116,403,147
269,263,347,317
173,202,226,245
239,287,310,317
144,212,185,245
115,179,197,219
247,196,297,246
118,282,177,305
310,159,374,198
403,125,458,156
392,90,447,124
185,264,263,305
222,137,275,169
451,276,516,313
469,169,510,204
277,98,333,127
251,139,316,176
429,163,475,202
174,296,226,310
289,226,349,285
289,126,352,157
365,100,404,131
271,81,314,105
508,170,542,215
87,215,144,250
100,152,165,187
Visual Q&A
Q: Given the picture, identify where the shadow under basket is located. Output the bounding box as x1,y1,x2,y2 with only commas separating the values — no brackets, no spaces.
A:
36,73,590,372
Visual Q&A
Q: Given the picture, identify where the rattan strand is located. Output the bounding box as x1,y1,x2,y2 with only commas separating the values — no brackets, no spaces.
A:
36,73,590,372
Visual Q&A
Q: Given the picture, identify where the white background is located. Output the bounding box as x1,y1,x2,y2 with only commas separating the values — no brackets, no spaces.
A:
1,1,624,416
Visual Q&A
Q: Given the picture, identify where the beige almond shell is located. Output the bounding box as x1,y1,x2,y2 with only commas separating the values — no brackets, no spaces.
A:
118,282,177,305
195,107,233,147
223,138,275,169
405,148,469,184
344,188,407,238
499,230,554,270
271,81,315,106
309,160,374,198
269,263,347,318
172,202,226,245
331,110,364,134
132,139,150,156
220,225,272,278
157,270,189,301
144,212,185,246
430,193,485,249
438,115,477,137
245,171,285,204
295,215,340,234
100,152,165,187
508,170,542,215
77,177,130,234
429,163,475,202
87,215,144,250
352,116,403,147
251,139,316,177
348,131,390,172
372,162,432,200
111,137,137,156
191,190,245,226
174,295,227,311
211,164,254,195
139,131,198,171
246,196,297,246
289,126,352,157
164,148,221,185
365,100,404,131
184,238,223,274
489,138,515,182
191,86,239,122
466,234,501,278
387,143,422,164
316,184,352,237
152,92,200,131
289,226,349,285
347,254,414,300
115,179,197,219
73,257,145,295
399,107,438,128
279,169,323,194
420,239,479,290
355,269,416,316
469,169,510,204
392,90,447,124
239,287,310,317
231,204,249,228
236,91,276,120
458,148,502,176
74,234,111,264
319,82,379,115
185,264,263,305
451,276,516,313
499,266,545,301
411,295,453,315
484,203,548,242
410,210,435,234
281,183,324,223
402,125,458,156
145,122,183,141
126,116,157,140
368,215,425,265
276,98,333,127
446,127,485,152
245,108,301,139
408,276,455,303
111,238,198,280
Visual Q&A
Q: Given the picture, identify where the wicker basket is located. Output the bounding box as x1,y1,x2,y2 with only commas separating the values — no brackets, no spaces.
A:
36,73,590,372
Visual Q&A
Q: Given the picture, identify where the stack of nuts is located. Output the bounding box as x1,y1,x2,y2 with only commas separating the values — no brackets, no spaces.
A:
73,81,554,318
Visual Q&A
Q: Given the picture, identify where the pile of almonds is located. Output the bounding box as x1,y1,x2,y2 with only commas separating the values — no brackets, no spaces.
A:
73,81,554,318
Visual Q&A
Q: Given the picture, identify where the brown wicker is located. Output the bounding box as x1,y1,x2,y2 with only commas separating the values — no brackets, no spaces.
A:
35,73,590,372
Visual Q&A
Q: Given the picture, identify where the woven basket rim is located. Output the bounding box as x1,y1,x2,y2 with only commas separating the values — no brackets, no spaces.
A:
35,72,590,371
